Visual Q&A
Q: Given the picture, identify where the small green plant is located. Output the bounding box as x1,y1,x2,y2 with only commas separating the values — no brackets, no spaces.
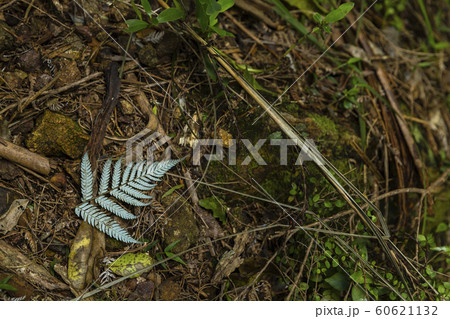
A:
312,2,355,36
193,0,234,36
0,275,17,292
164,240,187,265
125,0,235,37
125,0,184,33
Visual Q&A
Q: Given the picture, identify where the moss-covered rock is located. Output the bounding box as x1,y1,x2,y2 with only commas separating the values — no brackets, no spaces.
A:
27,111,89,159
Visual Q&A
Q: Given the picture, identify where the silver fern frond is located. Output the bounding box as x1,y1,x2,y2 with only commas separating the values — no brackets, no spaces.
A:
75,153,182,243
144,31,164,44
81,153,93,201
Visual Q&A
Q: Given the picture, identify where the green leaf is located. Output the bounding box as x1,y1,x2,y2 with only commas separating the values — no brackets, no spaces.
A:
324,2,354,24
284,0,319,12
436,222,448,233
299,282,309,290
313,12,323,23
0,275,13,284
109,253,153,278
218,0,234,12
199,196,226,223
268,131,283,139
351,285,367,301
271,0,322,48
195,0,210,32
161,184,184,199
142,0,152,15
417,234,426,242
131,1,142,20
164,240,187,265
350,270,364,284
164,239,181,253
325,272,350,291
0,283,17,291
335,199,345,207
312,194,320,203
206,0,221,15
157,8,184,23
125,19,149,33
0,275,17,291
165,251,186,265
203,55,218,81
209,24,234,37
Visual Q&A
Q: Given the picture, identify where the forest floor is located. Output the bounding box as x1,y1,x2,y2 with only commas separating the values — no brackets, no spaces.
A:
0,0,449,301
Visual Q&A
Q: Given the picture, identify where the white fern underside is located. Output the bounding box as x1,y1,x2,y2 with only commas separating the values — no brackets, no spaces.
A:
75,153,180,243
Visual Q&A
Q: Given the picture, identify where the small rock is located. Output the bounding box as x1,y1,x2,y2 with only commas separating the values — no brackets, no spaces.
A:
161,193,199,254
128,281,155,301
57,59,82,87
138,44,158,68
159,279,181,301
19,50,42,73
26,110,89,159
2,70,27,90
34,74,53,91
120,100,134,115
157,32,179,58
0,160,22,181
50,173,67,188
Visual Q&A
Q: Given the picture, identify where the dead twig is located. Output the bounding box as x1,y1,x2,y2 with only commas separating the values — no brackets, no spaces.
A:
0,137,51,175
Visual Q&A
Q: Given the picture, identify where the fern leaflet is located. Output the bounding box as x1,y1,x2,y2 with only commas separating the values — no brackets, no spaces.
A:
74,152,181,243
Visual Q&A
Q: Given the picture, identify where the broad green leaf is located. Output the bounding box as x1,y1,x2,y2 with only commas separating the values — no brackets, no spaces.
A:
352,285,367,301
417,234,426,242
195,0,209,32
436,222,448,233
324,2,354,24
109,253,153,278
325,272,350,291
199,196,226,223
125,19,149,33
217,0,234,13
206,0,221,15
157,8,184,23
142,0,152,15
161,184,184,199
350,270,364,284
431,246,449,253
